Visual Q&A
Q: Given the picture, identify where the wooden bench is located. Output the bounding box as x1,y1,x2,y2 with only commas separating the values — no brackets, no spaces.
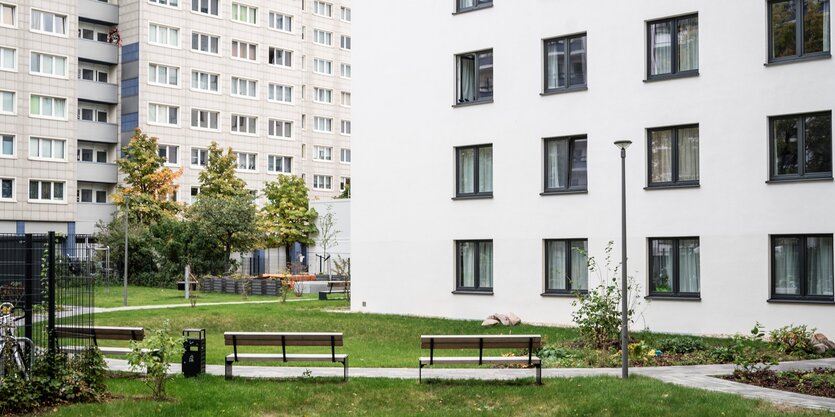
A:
54,325,145,356
224,332,348,380
419,335,542,384
318,281,349,300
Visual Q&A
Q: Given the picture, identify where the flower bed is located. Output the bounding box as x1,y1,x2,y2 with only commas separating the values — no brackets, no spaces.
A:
721,368,835,398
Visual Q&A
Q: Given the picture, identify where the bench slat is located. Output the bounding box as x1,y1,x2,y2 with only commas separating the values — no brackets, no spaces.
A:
55,325,145,341
224,332,343,346
419,356,541,365
420,335,541,350
226,353,348,362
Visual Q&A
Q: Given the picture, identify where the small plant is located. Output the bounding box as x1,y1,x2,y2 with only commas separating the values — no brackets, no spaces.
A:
301,368,313,378
656,337,707,355
127,319,185,400
769,324,815,355
733,322,778,376
706,346,736,363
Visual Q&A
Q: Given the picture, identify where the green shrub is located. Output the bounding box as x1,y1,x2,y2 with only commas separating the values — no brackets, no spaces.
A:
537,346,571,360
706,346,736,363
769,324,814,355
734,323,778,374
127,319,185,400
656,337,707,355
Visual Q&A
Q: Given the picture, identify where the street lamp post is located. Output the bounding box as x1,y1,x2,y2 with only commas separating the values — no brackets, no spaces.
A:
123,195,129,306
614,140,632,380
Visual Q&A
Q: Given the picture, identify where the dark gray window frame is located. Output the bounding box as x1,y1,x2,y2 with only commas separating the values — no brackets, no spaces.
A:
543,238,588,296
454,49,493,106
647,236,701,299
454,239,493,294
454,0,492,14
542,32,588,94
768,111,833,182
645,13,699,81
767,0,832,64
454,144,493,199
646,124,700,188
542,135,588,195
770,234,835,303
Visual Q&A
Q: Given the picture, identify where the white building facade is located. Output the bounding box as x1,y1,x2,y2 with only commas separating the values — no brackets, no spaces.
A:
352,0,835,335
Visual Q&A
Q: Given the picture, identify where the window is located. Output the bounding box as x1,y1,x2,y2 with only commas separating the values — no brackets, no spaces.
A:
772,235,834,300
341,6,351,22
28,180,64,202
30,95,66,119
231,114,257,134
191,70,219,92
340,35,351,50
150,0,179,8
313,174,333,190
1,135,14,156
770,112,832,180
313,1,332,17
1,91,14,114
268,155,292,173
78,105,108,122
313,116,333,132
340,177,351,192
192,0,218,16
456,50,493,104
78,25,110,43
456,0,492,13
313,87,332,103
30,52,67,77
148,63,179,86
341,92,351,107
456,144,493,197
29,137,65,160
79,65,108,83
148,103,179,126
96,150,107,163
649,238,701,297
313,145,333,161
158,144,179,165
0,47,15,71
1,3,15,27
340,120,352,135
232,40,257,61
456,240,493,292
79,148,93,162
192,32,220,54
31,10,66,35
544,239,588,294
543,33,586,93
236,152,257,171
769,0,831,62
0,178,13,200
191,109,219,130
647,125,700,186
340,148,351,163
268,84,293,103
647,14,699,79
190,186,200,201
149,23,180,47
340,63,351,78
268,119,292,138
191,148,208,167
544,136,587,193
269,12,292,32
314,29,332,46
232,3,257,24
314,58,333,75
231,77,257,98
268,47,292,67
96,190,107,204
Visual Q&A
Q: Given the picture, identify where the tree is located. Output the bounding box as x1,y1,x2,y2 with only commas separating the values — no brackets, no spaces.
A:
316,205,340,278
113,129,182,225
336,183,351,199
261,175,318,265
198,142,247,198
188,192,260,274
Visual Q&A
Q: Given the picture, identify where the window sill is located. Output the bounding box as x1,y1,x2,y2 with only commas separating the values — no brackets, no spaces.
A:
540,86,588,96
452,4,493,15
644,183,700,191
644,71,699,83
765,53,831,67
767,298,835,305
766,176,833,184
452,194,493,201
645,295,701,302
541,292,587,298
540,189,588,196
452,290,493,296
452,99,493,108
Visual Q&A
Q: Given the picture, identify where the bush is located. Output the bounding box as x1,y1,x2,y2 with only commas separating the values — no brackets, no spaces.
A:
734,323,778,374
769,324,815,355
656,337,707,355
706,346,736,363
127,319,185,400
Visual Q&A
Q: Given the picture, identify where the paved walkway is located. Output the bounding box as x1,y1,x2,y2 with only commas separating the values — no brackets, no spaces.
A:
104,357,835,412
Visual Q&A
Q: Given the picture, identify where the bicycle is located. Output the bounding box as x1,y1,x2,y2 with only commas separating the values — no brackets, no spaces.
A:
0,302,34,379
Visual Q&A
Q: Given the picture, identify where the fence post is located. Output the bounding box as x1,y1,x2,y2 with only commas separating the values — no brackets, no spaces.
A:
23,234,33,342
47,231,56,355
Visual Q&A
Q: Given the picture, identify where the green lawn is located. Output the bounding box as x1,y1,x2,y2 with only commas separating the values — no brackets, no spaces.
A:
91,285,313,308
46,375,827,417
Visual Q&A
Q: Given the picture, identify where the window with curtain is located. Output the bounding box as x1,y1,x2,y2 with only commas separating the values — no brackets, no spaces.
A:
456,144,493,198
649,237,700,297
769,0,831,62
456,0,492,13
647,125,699,187
647,14,698,79
772,235,834,300
456,240,493,292
544,33,587,93
544,239,588,294
769,112,832,181
544,136,587,193
456,50,492,104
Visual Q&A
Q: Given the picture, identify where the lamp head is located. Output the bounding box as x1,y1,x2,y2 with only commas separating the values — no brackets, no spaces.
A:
614,140,633,150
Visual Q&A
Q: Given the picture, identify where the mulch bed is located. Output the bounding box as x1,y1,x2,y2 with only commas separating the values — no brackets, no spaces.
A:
721,368,835,398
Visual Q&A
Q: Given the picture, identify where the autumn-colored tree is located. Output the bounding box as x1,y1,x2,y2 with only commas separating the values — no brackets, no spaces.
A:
113,129,182,225
261,175,318,261
198,142,247,198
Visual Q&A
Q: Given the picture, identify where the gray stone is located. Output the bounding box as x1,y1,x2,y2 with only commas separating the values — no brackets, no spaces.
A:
506,312,521,326
494,314,511,325
481,318,499,327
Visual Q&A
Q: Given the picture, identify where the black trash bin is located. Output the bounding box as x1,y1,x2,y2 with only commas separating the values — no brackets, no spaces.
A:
182,328,206,378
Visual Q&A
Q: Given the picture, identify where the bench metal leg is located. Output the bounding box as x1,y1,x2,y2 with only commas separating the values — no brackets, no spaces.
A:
225,360,233,380
419,362,423,383
343,358,348,382
535,364,542,385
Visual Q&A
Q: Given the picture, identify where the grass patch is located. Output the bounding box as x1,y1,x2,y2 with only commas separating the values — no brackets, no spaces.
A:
44,375,829,417
91,285,315,308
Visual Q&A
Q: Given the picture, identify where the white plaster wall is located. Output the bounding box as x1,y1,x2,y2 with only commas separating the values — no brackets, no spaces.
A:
309,199,350,274
352,0,835,335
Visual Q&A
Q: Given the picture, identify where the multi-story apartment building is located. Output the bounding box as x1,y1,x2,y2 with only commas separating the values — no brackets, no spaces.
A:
0,0,351,237
352,1,835,335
